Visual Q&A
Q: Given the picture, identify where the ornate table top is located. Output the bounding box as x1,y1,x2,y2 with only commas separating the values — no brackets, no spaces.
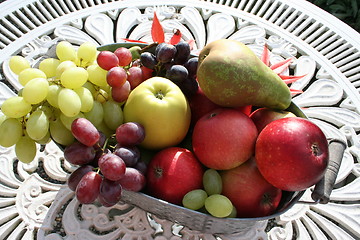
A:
1,0,360,239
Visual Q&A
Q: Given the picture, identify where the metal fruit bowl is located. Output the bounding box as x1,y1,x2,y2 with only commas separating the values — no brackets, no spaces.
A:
53,42,345,235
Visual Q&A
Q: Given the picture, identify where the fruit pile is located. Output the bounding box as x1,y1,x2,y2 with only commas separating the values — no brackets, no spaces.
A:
1,33,329,218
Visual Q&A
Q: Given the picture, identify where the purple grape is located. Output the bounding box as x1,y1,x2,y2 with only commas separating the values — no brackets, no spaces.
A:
67,165,94,191
64,141,96,166
140,52,157,69
118,167,146,192
174,41,191,64
184,57,198,78
114,145,140,167
98,152,126,181
75,171,102,204
156,43,176,63
115,122,145,146
98,178,122,206
180,77,199,97
166,65,188,83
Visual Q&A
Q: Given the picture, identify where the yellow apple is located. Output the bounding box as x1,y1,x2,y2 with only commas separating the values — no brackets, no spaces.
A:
123,77,191,149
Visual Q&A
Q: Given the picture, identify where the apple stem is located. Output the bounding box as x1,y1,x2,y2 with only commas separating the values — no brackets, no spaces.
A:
311,143,321,156
154,167,163,178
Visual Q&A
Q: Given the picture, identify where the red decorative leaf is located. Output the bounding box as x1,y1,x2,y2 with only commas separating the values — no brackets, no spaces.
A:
290,88,303,94
261,44,270,66
187,39,196,50
151,12,165,43
169,29,182,45
121,38,148,44
270,58,293,74
279,74,306,84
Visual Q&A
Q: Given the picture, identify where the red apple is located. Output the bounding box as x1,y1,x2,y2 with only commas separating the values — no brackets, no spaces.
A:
255,117,329,191
189,87,220,125
250,107,296,132
192,108,258,170
145,147,204,205
235,105,252,116
221,158,282,218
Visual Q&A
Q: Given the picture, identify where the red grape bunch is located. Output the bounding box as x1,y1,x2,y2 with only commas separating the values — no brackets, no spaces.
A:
65,117,146,207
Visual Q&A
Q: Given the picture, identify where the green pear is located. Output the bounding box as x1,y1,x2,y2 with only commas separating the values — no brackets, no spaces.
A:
197,39,292,110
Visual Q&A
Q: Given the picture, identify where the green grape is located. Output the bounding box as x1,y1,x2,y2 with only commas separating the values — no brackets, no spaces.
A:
227,206,237,218
60,112,84,130
182,189,208,210
36,131,51,145
49,117,74,146
103,100,124,130
60,67,88,89
58,88,82,117
82,81,97,96
47,84,62,108
15,135,37,163
84,100,103,127
9,55,30,75
74,87,94,112
0,112,6,126
203,169,223,195
22,78,49,104
0,118,23,147
1,96,32,118
18,68,47,86
56,41,77,62
94,88,109,103
26,110,49,141
95,120,113,138
204,194,233,218
39,58,60,78
77,42,97,66
87,64,108,87
55,60,77,79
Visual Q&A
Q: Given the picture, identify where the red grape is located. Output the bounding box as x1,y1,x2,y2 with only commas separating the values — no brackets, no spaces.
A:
98,153,126,181
106,66,127,88
64,141,96,165
115,122,145,146
111,81,130,103
97,51,119,70
98,178,122,206
76,171,102,204
127,66,143,89
114,145,140,167
140,66,153,81
114,47,133,66
67,165,94,191
71,118,100,147
118,167,146,192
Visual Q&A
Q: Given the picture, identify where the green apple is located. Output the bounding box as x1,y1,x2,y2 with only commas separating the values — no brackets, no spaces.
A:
123,77,191,149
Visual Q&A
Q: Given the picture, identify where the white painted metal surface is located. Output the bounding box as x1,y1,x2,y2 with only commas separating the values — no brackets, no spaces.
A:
0,0,360,239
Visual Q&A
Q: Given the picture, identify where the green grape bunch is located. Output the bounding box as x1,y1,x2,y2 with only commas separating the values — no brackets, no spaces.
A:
0,41,126,164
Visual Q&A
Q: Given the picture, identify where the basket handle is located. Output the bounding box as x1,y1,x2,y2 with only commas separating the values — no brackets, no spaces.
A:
310,138,347,204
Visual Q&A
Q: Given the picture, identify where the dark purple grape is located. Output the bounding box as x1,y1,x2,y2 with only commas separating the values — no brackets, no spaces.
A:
94,131,107,150
98,178,122,206
184,57,198,79
180,77,199,97
98,153,126,181
156,43,176,63
134,161,147,174
67,165,94,191
64,141,96,165
115,122,145,146
75,171,102,204
114,146,140,167
166,65,188,83
140,52,157,69
118,167,146,192
174,41,191,64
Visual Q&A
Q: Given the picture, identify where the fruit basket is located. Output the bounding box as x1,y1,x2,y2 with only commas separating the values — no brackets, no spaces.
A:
2,38,346,236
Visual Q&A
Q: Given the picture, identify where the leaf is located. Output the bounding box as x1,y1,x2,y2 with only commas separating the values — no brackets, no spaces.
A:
151,12,165,43
169,29,182,45
270,58,293,74
187,39,196,50
279,74,307,84
121,38,148,43
260,44,270,66
290,89,303,94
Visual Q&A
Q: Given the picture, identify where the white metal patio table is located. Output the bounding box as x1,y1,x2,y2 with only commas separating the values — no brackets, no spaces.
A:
0,0,360,239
